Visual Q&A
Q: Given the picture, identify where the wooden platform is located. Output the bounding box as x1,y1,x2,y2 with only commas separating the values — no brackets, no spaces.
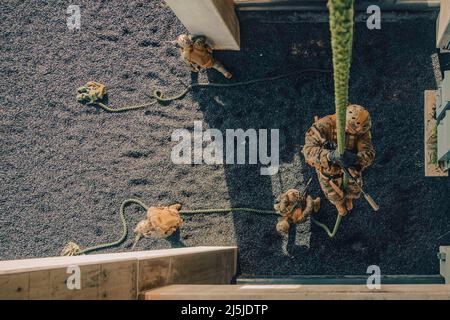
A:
0,246,237,300
143,284,450,300
424,90,448,177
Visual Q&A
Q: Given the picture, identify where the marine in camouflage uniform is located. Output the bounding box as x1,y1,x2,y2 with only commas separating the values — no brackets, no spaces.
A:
175,34,232,79
274,189,321,234
134,204,183,239
302,104,375,216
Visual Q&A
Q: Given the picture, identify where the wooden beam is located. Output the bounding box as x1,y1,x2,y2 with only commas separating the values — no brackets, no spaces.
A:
0,247,237,300
143,284,450,300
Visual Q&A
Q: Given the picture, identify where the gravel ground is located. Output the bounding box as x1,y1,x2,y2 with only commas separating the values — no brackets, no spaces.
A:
1,1,449,275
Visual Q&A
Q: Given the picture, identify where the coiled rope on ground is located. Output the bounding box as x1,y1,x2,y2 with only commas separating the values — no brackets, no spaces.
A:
88,69,330,113
61,196,346,256
61,199,281,256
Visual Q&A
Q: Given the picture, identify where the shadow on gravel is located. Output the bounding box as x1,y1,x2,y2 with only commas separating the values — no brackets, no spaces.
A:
195,20,335,274
193,15,450,275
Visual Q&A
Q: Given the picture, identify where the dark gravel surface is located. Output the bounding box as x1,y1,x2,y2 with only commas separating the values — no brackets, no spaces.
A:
1,1,449,275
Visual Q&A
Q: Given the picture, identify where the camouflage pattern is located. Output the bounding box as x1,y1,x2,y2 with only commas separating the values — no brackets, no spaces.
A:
176,34,232,78
76,81,106,105
134,204,183,238
274,189,320,233
302,108,375,211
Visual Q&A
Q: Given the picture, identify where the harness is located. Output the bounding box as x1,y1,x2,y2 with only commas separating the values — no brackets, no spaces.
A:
182,42,214,69
313,115,358,152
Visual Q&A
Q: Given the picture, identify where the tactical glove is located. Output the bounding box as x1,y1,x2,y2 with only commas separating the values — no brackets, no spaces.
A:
328,150,358,168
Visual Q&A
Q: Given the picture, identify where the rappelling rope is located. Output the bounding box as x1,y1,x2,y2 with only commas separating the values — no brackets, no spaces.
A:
61,199,281,256
180,208,278,215
61,198,148,256
83,69,330,113
311,215,342,238
305,0,355,239
328,0,354,187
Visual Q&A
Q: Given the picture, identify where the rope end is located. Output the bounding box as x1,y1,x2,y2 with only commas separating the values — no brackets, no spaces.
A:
131,234,142,251
61,241,83,256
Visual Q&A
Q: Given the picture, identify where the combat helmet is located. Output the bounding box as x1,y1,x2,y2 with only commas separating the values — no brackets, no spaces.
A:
345,104,372,135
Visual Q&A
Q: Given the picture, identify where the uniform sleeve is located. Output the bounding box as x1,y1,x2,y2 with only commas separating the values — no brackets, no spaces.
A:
302,121,332,170
356,131,375,169
181,48,191,63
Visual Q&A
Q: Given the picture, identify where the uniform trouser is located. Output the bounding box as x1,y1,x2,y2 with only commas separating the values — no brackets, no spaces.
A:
295,195,315,223
280,195,315,224
190,60,230,77
211,60,231,77
316,170,362,205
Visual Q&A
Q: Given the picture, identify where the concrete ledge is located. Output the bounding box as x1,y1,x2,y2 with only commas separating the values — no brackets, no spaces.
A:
164,0,240,50
0,246,237,300
144,284,450,300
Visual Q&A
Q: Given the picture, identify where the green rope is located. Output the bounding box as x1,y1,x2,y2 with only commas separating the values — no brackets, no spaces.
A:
87,69,330,113
311,215,342,238
298,0,355,239
180,208,279,215
61,199,281,256
62,195,347,255
328,0,354,188
61,198,148,256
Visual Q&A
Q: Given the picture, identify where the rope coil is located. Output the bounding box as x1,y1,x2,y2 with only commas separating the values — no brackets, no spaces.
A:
61,199,282,256
77,69,330,113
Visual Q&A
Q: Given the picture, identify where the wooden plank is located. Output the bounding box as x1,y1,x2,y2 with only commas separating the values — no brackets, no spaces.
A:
137,257,171,293
49,265,100,300
169,249,236,285
424,90,448,176
29,270,51,299
0,246,235,275
99,261,137,300
0,247,237,299
144,284,450,300
0,273,29,300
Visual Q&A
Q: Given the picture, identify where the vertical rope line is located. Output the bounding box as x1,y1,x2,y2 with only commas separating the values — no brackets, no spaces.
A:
328,0,355,188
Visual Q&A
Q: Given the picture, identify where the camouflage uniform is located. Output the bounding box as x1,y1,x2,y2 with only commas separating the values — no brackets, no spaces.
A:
274,189,320,233
134,204,183,238
176,34,232,78
302,105,375,215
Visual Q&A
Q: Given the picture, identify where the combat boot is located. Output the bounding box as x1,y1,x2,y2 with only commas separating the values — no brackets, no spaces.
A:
312,197,321,213
346,198,353,211
335,201,347,216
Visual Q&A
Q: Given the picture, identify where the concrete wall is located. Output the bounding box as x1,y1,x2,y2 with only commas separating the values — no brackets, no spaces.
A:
164,0,240,50
440,246,450,284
